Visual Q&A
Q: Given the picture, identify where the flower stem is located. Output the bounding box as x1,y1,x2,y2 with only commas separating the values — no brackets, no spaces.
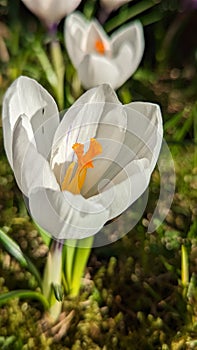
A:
43,240,63,321
64,239,77,292
50,39,65,110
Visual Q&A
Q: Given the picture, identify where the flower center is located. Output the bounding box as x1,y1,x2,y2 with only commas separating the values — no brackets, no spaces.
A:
95,39,105,55
61,138,102,195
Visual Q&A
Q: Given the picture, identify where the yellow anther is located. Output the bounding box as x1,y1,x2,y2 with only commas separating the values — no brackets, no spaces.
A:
95,40,105,55
61,138,102,194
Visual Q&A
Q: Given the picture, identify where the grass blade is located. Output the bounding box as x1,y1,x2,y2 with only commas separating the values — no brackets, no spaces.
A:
0,290,49,310
0,228,42,288
0,228,27,267
104,0,159,32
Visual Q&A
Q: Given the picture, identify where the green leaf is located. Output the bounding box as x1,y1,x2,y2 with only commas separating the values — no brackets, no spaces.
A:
69,236,93,297
104,0,159,32
52,283,64,302
1,336,16,350
33,221,51,247
164,111,184,132
0,290,49,310
33,41,58,89
0,228,42,288
0,228,27,267
173,114,193,142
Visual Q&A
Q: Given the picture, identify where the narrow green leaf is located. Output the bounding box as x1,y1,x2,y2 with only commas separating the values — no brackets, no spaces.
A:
0,228,42,288
104,0,159,32
33,41,58,89
0,290,49,310
1,336,16,350
139,8,163,26
33,221,51,247
50,40,65,109
52,283,64,302
164,111,184,132
0,228,27,267
25,256,43,288
181,245,189,287
70,236,93,297
173,114,193,142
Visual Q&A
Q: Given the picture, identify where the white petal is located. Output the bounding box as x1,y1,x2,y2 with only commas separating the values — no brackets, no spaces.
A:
65,13,111,68
29,187,109,240
112,43,136,88
111,21,144,82
12,115,59,196
100,0,131,12
124,102,163,172
21,0,81,26
84,21,111,54
78,54,120,89
92,158,150,221
88,102,163,219
65,12,88,67
50,84,120,171
82,105,127,196
111,21,144,56
72,82,120,105
2,76,59,167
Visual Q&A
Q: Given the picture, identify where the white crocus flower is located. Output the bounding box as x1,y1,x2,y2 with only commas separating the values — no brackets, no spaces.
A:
64,12,144,90
100,0,132,12
21,0,82,28
2,76,163,241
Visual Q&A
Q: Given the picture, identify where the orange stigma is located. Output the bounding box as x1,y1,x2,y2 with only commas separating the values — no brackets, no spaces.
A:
61,138,102,194
95,39,105,55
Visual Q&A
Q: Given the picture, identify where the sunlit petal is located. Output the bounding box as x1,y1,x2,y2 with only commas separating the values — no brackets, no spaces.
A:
2,76,59,166
12,115,59,196
29,187,109,239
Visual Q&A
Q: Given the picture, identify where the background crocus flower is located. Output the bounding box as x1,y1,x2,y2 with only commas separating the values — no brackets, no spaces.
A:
64,12,144,90
100,0,132,12
21,0,82,28
2,76,162,241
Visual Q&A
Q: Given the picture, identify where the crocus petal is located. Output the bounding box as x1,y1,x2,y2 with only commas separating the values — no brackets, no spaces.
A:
21,0,82,27
65,12,88,68
100,0,132,12
78,54,120,90
29,187,109,239
82,106,127,196
12,115,59,197
111,21,144,78
91,157,150,221
87,102,163,210
50,84,120,170
84,21,111,54
2,76,59,167
124,102,163,172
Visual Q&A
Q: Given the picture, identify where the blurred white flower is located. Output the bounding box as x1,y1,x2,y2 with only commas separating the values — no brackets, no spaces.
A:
2,76,162,240
21,0,82,28
64,12,144,90
100,0,132,12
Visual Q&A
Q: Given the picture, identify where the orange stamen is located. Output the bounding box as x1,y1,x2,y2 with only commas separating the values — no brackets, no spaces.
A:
95,40,105,55
61,138,102,194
